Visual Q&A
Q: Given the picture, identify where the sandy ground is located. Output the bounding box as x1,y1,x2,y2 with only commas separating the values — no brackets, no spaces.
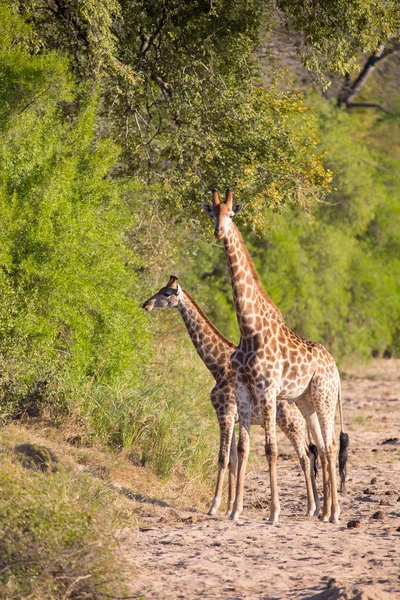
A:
119,360,400,599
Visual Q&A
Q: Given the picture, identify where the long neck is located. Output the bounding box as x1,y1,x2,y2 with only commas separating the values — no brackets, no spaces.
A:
177,290,234,377
223,223,283,338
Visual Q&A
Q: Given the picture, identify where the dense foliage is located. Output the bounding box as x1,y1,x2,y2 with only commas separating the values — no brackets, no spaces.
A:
18,0,330,224
0,3,150,417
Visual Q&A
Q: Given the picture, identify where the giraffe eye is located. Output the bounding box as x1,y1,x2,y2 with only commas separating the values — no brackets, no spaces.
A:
163,289,177,297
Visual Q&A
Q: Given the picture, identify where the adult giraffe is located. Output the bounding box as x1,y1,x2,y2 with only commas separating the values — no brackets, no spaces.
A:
201,189,348,523
143,276,320,517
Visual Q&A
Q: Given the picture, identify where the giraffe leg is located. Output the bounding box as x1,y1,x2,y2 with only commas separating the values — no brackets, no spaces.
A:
229,380,251,522
309,375,340,523
296,398,323,517
226,428,237,515
328,435,340,523
263,389,280,523
276,401,316,517
208,387,235,516
208,411,235,516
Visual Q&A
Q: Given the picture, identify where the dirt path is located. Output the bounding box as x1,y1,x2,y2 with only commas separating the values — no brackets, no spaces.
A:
120,360,400,599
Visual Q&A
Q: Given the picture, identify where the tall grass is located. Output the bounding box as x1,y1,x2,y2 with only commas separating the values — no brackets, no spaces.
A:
78,327,219,483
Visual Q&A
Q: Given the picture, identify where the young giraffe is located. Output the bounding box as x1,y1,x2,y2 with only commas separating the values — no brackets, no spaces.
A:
202,189,348,523
143,275,320,517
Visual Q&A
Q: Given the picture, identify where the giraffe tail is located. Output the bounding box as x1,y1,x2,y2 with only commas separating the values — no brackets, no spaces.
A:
338,384,349,493
308,443,318,478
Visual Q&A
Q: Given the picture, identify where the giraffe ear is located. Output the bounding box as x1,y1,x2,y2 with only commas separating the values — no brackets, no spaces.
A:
233,203,243,215
201,203,213,215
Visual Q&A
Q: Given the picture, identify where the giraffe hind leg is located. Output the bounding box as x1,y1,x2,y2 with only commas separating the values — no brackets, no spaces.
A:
296,397,324,517
226,428,237,515
308,376,340,523
276,400,317,517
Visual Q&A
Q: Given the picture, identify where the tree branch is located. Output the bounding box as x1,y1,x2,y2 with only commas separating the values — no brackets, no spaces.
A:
337,40,400,109
346,102,387,113
150,72,173,100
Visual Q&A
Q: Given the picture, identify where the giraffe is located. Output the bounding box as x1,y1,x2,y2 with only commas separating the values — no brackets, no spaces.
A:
142,275,320,517
201,189,349,524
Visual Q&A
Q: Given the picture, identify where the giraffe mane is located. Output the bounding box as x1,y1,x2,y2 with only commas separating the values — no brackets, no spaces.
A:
182,290,236,350
232,224,284,322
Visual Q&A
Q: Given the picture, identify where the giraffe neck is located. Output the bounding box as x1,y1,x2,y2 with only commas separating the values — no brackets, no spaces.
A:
177,290,234,377
223,223,283,339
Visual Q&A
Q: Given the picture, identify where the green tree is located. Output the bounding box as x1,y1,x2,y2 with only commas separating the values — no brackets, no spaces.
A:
18,0,331,226
186,96,400,363
0,3,150,416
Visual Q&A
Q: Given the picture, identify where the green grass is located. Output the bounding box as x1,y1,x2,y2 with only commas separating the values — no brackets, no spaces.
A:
76,327,220,484
352,414,367,426
0,444,127,600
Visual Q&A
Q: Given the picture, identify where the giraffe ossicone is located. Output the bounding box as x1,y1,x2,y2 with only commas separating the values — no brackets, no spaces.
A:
143,275,320,517
202,189,348,523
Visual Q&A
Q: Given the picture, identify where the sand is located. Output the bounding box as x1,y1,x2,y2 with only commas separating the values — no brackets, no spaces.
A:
119,359,400,599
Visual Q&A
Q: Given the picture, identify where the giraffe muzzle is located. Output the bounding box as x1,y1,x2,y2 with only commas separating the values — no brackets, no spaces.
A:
142,299,154,311
214,227,224,240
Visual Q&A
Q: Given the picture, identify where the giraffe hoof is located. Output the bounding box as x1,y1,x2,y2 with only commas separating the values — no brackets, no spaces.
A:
208,507,218,516
329,515,340,524
319,514,330,523
268,514,280,524
229,510,240,522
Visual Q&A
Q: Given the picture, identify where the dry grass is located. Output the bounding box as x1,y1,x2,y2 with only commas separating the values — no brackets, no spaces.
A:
0,417,217,600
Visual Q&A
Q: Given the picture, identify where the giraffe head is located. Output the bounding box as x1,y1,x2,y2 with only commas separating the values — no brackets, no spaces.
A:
142,275,181,311
201,189,242,240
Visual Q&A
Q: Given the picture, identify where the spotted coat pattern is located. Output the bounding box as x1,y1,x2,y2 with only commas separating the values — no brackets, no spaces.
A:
143,277,320,516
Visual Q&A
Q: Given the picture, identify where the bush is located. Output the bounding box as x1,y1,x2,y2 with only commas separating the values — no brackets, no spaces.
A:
0,446,125,599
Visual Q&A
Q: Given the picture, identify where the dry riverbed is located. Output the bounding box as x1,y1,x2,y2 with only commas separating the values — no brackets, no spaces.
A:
119,359,400,599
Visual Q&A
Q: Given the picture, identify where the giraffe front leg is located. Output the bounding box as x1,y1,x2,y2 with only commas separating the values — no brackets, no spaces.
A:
229,380,251,522
208,408,235,516
263,389,280,523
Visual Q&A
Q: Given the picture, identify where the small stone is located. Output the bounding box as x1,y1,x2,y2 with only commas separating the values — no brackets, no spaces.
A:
372,510,385,520
380,497,391,506
327,577,336,589
397,526,400,532
397,497,400,502
385,490,395,496
371,477,377,484
363,487,375,494
347,519,362,529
